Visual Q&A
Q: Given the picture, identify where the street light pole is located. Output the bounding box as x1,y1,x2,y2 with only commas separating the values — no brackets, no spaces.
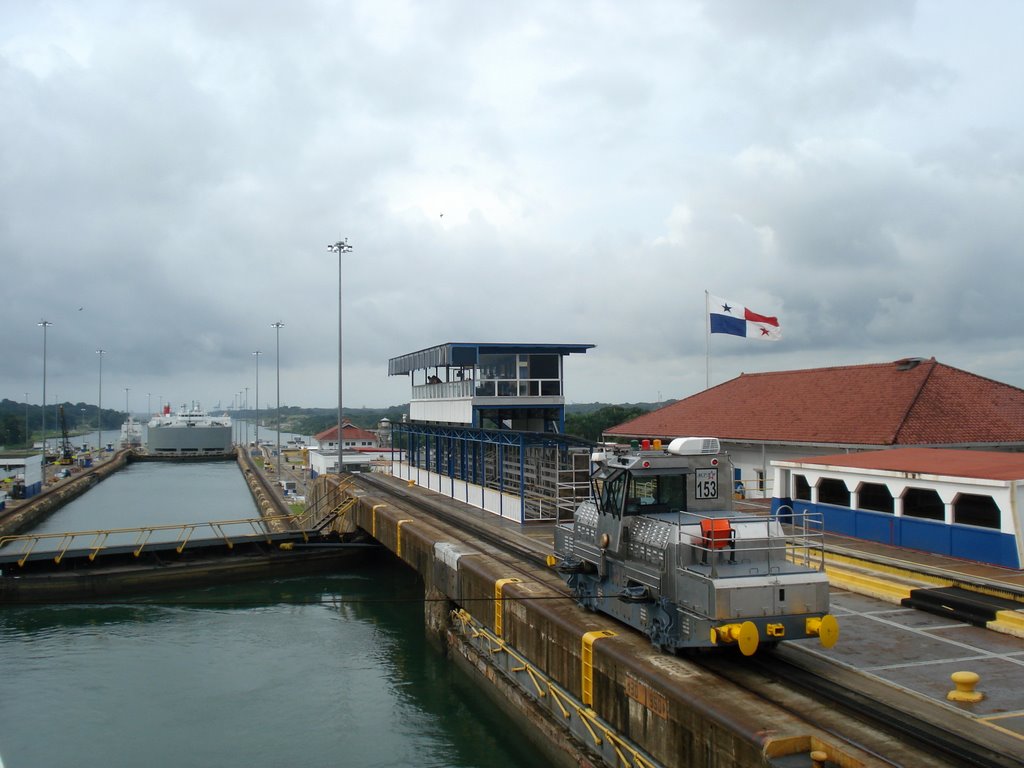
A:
38,320,52,458
271,322,284,479
96,349,105,454
253,350,262,451
328,238,353,473
24,393,29,450
245,386,249,446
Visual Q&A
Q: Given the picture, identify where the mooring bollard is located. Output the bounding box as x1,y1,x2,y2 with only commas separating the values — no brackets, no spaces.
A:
947,670,984,703
810,750,828,768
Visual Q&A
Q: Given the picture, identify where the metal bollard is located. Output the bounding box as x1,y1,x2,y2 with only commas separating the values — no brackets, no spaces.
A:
810,750,828,768
947,670,984,703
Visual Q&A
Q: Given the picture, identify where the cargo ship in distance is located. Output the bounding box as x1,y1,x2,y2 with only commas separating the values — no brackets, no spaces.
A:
146,403,233,457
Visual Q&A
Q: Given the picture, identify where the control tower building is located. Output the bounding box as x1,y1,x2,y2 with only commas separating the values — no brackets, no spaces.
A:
387,342,595,523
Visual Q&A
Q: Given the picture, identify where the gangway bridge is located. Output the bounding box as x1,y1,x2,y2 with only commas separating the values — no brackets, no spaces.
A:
0,492,370,603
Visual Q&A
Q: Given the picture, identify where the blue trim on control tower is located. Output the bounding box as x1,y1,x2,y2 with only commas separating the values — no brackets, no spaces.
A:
388,342,594,376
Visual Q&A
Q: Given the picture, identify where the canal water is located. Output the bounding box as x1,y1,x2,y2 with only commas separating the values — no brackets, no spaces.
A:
0,463,549,768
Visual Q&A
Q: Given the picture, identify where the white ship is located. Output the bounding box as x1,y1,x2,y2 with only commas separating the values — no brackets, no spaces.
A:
146,403,233,457
120,417,144,448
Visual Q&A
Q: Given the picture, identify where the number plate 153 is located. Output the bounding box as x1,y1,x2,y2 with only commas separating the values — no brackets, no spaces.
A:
695,468,718,499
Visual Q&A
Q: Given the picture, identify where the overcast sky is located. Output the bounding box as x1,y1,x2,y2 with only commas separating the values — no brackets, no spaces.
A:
3,0,1023,415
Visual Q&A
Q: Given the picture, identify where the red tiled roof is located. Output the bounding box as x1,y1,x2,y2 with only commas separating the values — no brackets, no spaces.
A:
780,447,1024,482
606,358,1024,447
314,423,378,442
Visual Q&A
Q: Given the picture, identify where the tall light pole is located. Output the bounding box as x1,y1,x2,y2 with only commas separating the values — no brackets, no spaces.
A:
147,392,151,418
252,350,261,451
37,319,51,456
24,393,29,449
38,320,52,459
271,322,284,479
328,238,353,473
244,386,249,446
96,349,105,454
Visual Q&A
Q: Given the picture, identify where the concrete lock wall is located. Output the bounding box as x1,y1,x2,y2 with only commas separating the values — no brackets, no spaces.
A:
345,487,867,768
0,450,131,537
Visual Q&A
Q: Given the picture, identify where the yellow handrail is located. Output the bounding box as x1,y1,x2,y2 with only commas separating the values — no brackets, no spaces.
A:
0,514,307,566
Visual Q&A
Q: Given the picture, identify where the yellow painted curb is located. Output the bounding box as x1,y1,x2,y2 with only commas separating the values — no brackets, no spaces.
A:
988,610,1024,639
825,565,913,605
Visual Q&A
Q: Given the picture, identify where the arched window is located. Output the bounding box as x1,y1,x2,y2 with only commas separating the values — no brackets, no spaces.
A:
953,493,1000,529
794,474,811,501
817,478,850,507
857,482,894,514
902,488,944,521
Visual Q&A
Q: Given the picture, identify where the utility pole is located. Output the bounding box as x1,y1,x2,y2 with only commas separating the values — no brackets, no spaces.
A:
328,238,353,473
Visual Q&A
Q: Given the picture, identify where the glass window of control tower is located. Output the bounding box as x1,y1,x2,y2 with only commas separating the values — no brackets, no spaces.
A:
528,354,559,379
479,353,560,380
480,354,517,380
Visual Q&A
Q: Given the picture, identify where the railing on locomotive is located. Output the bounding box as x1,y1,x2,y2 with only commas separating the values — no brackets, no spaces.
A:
672,507,826,576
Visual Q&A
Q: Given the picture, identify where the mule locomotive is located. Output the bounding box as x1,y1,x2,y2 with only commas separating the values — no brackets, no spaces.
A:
552,437,838,655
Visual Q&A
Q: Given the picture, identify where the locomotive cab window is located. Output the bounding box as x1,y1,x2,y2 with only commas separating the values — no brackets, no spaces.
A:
625,473,687,514
598,472,627,517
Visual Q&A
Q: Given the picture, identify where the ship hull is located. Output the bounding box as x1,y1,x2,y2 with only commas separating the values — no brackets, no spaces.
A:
146,424,233,456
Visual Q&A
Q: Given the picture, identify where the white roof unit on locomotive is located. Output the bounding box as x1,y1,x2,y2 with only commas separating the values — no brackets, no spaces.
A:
590,437,720,464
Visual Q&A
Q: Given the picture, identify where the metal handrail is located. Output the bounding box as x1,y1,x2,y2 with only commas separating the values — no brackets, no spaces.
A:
672,508,826,578
291,476,357,530
0,515,304,566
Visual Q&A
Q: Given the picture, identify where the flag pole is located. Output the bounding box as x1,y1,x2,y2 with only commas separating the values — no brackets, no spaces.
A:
705,290,710,389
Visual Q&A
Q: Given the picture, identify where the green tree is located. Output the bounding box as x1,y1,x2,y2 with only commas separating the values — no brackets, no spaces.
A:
564,405,648,442
0,412,26,446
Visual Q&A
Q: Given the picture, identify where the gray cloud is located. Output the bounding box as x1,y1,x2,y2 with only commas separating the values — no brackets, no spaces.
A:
3,0,1023,414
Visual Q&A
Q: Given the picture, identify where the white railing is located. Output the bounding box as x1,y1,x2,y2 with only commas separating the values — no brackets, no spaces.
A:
411,380,475,400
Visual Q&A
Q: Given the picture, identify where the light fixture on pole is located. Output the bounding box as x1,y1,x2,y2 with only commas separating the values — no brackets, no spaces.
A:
38,320,52,459
271,322,284,479
244,386,249,446
253,350,261,451
96,349,105,454
328,238,353,473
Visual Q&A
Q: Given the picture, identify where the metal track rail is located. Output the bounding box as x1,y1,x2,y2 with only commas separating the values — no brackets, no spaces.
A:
355,474,552,568
701,646,1024,768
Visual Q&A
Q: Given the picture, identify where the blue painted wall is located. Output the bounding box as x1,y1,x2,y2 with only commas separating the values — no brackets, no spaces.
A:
772,496,1019,569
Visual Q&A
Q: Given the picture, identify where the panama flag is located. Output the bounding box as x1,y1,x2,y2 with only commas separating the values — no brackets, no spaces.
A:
708,294,782,341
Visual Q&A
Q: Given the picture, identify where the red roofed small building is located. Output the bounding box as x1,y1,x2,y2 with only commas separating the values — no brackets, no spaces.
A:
605,357,1024,499
314,422,380,452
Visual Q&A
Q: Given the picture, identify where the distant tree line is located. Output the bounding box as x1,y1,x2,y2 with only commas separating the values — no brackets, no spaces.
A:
0,398,124,447
234,401,667,442
564,404,652,442
238,405,410,436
